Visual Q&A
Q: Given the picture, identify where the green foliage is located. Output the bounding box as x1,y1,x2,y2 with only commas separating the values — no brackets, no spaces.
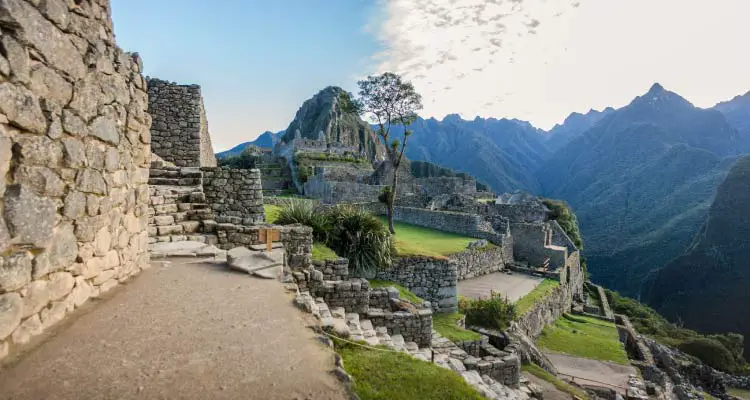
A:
542,199,584,251
377,217,476,259
605,289,747,372
378,186,394,206
218,145,262,169
263,204,281,224
294,152,369,164
274,199,331,242
327,206,394,278
432,312,482,342
537,314,629,365
369,280,424,305
514,280,561,317
311,242,338,262
458,292,516,331
334,339,485,400
521,363,589,400
679,338,738,372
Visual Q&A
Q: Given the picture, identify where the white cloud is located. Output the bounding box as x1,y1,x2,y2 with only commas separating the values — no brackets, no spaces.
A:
371,0,750,129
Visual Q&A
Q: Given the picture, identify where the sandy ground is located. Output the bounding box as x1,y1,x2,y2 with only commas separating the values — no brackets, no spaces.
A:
545,352,637,394
458,272,543,301
0,258,347,400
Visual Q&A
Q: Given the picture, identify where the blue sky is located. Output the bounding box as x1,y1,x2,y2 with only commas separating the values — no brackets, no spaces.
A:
112,1,750,152
111,0,382,151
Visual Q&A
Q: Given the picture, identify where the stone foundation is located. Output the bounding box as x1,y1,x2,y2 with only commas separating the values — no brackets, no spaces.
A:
0,0,149,360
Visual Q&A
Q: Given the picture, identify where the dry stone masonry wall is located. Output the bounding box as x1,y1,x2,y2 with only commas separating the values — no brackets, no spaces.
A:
201,167,264,225
392,206,507,245
147,78,216,168
0,0,150,359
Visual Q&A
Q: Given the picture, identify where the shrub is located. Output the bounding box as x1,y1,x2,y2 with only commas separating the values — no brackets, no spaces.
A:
458,292,516,331
679,338,738,372
327,205,393,278
275,199,330,242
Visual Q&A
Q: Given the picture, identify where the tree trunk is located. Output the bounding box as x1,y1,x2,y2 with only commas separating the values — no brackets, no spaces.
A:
388,171,398,234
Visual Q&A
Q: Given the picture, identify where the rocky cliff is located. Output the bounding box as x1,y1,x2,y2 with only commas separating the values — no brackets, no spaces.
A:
280,86,384,161
648,156,750,356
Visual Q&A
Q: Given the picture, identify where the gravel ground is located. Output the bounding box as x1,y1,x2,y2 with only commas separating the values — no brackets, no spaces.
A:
458,272,543,301
0,258,347,400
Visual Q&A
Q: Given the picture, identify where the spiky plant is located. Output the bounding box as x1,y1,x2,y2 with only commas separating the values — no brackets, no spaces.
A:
275,198,330,242
327,205,393,278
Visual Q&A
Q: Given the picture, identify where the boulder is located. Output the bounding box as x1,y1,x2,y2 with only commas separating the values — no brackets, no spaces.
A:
226,247,284,279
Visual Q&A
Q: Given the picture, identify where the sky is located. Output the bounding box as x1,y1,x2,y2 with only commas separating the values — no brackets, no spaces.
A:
111,0,750,151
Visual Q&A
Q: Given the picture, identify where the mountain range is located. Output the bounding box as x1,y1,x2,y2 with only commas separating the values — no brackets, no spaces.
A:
219,83,750,343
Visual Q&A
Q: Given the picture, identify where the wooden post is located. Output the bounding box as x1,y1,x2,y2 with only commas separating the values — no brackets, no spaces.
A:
258,228,281,252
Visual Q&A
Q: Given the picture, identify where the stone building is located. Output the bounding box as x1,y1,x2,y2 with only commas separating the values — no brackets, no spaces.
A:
147,78,216,168
0,0,150,357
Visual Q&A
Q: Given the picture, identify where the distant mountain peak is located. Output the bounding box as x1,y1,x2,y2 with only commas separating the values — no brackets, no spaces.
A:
648,82,665,94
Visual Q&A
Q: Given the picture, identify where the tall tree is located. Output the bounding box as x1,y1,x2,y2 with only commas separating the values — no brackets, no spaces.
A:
340,72,423,234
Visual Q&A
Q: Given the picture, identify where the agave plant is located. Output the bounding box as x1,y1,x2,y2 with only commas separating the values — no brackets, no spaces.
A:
275,198,330,242
326,205,394,278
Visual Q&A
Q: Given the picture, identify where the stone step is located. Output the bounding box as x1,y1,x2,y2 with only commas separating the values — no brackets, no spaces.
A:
391,334,406,351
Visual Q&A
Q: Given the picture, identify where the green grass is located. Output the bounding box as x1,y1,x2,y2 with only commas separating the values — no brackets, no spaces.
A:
522,363,589,400
728,388,750,400
369,280,424,305
537,314,629,365
337,341,485,400
312,242,338,262
432,312,482,342
378,218,475,258
514,279,561,317
264,204,281,223
477,198,496,204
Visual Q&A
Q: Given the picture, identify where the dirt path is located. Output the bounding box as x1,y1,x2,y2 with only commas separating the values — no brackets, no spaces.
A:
458,272,543,301
522,372,574,400
0,258,347,400
545,352,637,394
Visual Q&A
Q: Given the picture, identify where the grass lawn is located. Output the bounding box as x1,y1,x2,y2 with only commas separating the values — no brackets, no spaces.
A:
378,217,475,259
514,279,560,317
264,204,281,224
312,242,338,262
536,314,629,365
729,388,750,400
433,312,482,342
522,363,589,400
369,280,424,305
477,198,496,204
337,342,484,400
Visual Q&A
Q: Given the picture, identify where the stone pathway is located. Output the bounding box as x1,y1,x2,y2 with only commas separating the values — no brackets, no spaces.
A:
545,352,637,394
458,271,543,301
0,258,347,400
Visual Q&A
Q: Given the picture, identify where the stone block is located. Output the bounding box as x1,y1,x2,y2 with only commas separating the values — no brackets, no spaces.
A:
11,314,43,345
4,184,56,247
0,251,32,292
0,293,23,340
21,280,49,318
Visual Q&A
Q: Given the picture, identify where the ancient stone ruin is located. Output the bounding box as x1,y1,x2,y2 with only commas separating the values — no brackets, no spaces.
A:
0,0,150,356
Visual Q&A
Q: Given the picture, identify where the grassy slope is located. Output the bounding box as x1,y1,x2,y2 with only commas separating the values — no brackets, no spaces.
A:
369,280,424,305
338,343,484,400
514,279,560,317
379,218,475,258
432,313,482,342
537,314,629,365
264,204,281,223
729,388,750,400
312,242,338,262
522,364,589,400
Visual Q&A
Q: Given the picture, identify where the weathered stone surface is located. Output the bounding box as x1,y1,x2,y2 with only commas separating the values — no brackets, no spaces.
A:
0,292,23,340
0,83,46,133
61,109,88,136
1,35,28,84
62,138,86,168
14,135,63,166
0,340,7,361
29,63,72,107
89,115,119,145
66,276,92,308
4,184,56,247
47,272,74,301
75,168,106,195
21,280,49,318
92,269,115,285
11,314,42,345
38,0,68,29
12,165,65,197
0,251,31,292
0,0,86,79
94,227,111,256
40,300,66,329
63,190,86,219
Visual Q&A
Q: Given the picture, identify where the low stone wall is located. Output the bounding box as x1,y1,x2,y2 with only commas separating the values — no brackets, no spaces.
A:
376,256,458,313
303,175,384,204
515,284,570,339
454,247,506,280
392,207,505,245
415,177,477,197
211,223,313,272
367,305,433,348
311,278,370,314
202,167,264,225
480,203,548,223
313,258,349,281
616,314,654,364
463,344,521,388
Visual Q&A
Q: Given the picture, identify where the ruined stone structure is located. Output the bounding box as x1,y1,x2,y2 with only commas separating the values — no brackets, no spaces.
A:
0,0,150,357
147,78,216,168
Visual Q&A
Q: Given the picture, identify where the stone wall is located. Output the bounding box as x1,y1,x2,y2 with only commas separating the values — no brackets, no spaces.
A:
510,222,568,270
147,78,216,168
311,278,370,314
0,0,150,359
392,207,506,245
376,256,458,313
201,167,264,225
453,247,507,280
313,258,349,281
303,174,384,204
415,177,477,197
367,302,433,348
481,203,547,223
